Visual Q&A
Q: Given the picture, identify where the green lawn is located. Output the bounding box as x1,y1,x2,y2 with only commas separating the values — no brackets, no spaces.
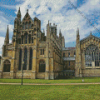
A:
0,84,100,100
0,77,100,83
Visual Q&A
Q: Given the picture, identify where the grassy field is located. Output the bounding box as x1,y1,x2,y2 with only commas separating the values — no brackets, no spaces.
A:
0,84,100,100
0,77,100,83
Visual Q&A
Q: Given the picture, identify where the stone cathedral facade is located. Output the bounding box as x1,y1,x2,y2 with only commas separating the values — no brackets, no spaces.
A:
0,8,64,79
0,8,100,79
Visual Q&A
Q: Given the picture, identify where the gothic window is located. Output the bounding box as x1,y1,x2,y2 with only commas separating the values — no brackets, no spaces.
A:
40,49,44,55
3,60,10,72
43,49,44,55
68,52,70,57
74,52,76,57
69,61,70,66
85,44,100,67
39,60,45,72
63,53,65,57
26,22,28,29
29,48,32,70
29,35,31,43
23,48,27,70
22,36,23,44
23,23,25,29
32,37,33,43
25,33,28,44
18,49,22,70
29,22,31,29
19,39,21,44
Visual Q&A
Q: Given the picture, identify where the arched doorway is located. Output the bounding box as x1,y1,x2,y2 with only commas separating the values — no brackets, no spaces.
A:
3,60,10,72
39,60,45,72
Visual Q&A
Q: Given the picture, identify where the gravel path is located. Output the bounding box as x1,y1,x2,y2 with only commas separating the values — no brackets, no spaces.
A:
0,83,100,85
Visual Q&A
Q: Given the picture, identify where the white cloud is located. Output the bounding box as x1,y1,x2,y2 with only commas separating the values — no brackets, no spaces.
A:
0,5,16,9
0,37,5,56
0,0,100,56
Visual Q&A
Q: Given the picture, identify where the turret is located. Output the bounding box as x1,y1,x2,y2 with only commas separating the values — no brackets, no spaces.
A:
59,29,62,37
4,25,9,45
34,17,41,30
75,28,82,77
17,7,21,21
62,36,65,48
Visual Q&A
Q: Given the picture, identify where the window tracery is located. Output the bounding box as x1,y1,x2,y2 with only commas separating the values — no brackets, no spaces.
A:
85,44,100,67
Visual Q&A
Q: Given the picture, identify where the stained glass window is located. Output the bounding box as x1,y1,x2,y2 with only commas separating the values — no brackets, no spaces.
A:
85,44,100,67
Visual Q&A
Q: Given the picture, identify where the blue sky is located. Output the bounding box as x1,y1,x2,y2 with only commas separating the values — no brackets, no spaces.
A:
0,0,100,55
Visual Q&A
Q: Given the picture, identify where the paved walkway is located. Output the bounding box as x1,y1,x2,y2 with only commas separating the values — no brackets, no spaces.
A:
0,83,100,85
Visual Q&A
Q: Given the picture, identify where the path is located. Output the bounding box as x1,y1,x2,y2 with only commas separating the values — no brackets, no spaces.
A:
0,83,100,85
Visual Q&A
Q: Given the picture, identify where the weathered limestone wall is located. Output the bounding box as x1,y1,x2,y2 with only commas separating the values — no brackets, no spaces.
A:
16,71,32,78
2,72,10,78
83,69,100,77
64,61,75,70
37,73,45,79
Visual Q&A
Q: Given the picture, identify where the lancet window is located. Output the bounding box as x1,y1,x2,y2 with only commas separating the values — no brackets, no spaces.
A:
25,33,28,44
29,48,32,70
18,49,22,70
23,48,27,70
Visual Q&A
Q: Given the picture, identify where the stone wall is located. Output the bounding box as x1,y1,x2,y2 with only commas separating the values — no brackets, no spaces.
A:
83,69,100,77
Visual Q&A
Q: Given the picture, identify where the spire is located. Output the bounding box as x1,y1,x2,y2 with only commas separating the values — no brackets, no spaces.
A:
59,29,62,37
27,9,29,13
48,20,49,25
4,25,9,45
77,27,79,36
90,31,92,35
17,7,21,19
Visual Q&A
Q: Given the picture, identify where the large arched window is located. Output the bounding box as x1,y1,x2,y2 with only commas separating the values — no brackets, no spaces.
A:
39,60,45,72
85,44,100,67
18,49,22,70
29,48,32,70
3,60,10,72
23,48,27,70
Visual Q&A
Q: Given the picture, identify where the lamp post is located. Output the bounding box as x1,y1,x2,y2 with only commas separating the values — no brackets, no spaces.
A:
21,61,24,85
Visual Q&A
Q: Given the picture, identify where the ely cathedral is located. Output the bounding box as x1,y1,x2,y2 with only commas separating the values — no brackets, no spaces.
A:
0,8,100,79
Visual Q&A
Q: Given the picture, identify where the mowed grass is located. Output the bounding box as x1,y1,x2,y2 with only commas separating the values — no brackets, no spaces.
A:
0,77,100,83
0,84,100,100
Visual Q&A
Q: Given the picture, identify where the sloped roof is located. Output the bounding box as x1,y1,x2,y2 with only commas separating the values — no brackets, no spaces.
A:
62,47,76,50
81,34,100,43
